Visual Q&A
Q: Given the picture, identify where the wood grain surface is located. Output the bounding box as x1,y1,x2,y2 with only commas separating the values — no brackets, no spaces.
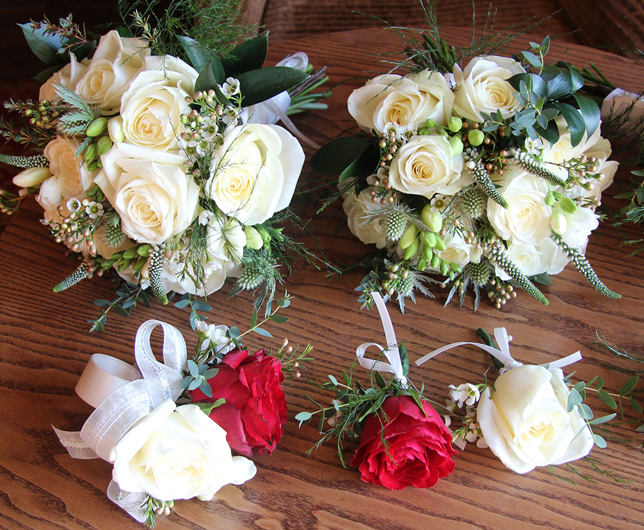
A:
1,27,644,530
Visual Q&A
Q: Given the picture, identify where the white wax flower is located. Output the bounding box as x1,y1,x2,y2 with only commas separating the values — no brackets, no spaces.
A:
449,383,481,408
348,70,455,133
206,124,304,225
477,365,594,474
111,400,256,501
388,134,468,197
453,56,524,122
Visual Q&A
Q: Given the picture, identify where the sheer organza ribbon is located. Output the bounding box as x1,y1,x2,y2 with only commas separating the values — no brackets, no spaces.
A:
53,320,187,522
415,327,583,371
355,292,408,387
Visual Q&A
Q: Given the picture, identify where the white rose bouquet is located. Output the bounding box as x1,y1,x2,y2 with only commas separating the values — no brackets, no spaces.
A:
0,1,330,331
313,16,620,312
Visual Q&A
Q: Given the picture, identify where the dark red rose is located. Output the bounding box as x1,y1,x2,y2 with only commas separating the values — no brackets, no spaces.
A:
191,349,287,456
350,395,456,490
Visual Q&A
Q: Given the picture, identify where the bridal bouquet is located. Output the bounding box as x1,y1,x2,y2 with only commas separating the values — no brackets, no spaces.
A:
55,295,312,527
314,19,620,311
0,1,329,330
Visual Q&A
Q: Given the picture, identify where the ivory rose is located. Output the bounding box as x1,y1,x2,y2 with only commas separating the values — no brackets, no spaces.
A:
343,189,389,249
388,134,467,197
453,56,524,122
75,30,150,115
111,400,256,501
348,70,454,133
39,54,88,102
120,55,198,150
206,124,304,226
96,143,199,244
487,170,552,246
477,365,594,474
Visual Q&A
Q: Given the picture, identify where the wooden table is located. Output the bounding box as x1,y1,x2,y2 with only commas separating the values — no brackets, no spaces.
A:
1,27,644,530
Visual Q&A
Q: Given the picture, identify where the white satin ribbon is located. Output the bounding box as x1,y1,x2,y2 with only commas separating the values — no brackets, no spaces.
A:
53,320,187,521
263,99,320,149
415,327,582,372
355,292,408,387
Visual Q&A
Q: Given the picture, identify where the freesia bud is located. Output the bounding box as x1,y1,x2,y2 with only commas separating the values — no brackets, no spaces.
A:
244,225,264,249
558,196,578,214
551,208,567,234
108,116,125,143
86,118,108,137
12,166,52,187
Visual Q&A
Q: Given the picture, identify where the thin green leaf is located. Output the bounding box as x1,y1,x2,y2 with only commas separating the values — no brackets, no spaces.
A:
629,396,643,414
250,308,258,328
253,327,272,338
597,389,617,409
619,375,639,397
268,314,288,324
588,413,616,425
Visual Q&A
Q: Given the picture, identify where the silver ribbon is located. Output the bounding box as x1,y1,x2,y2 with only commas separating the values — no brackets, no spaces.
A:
53,320,187,522
415,327,582,371
355,292,408,387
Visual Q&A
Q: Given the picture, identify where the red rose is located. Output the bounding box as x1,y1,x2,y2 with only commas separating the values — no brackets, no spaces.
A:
350,395,456,490
191,349,287,456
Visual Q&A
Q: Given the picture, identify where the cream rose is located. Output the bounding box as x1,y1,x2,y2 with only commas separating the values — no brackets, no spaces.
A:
111,400,256,501
120,56,198,150
477,365,594,474
343,188,389,249
76,30,150,115
348,70,454,133
39,54,89,102
438,231,480,267
488,170,552,245
453,56,524,122
96,143,199,244
601,88,644,138
388,134,468,197
206,124,304,225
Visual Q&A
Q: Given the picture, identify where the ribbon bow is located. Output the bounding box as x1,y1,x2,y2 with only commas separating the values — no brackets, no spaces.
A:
355,292,408,387
415,327,582,371
54,320,187,522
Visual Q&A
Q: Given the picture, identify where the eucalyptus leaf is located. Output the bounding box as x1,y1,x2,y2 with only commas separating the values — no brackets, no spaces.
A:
535,116,560,145
522,50,542,69
619,375,639,396
18,23,65,66
588,413,616,425
629,396,643,413
221,33,269,76
250,308,258,328
188,359,200,378
593,433,607,449
253,326,273,338
228,326,241,339
567,387,583,412
188,378,201,391
174,299,191,309
597,389,617,409
269,314,288,324
237,66,308,107
329,374,339,386
199,380,213,398
295,411,312,423
311,137,372,175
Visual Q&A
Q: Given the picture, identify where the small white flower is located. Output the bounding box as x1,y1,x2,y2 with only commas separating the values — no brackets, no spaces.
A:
465,430,479,443
222,77,240,97
85,201,104,219
67,198,82,212
476,436,488,449
196,320,209,333
384,121,402,140
429,193,448,213
443,415,452,428
199,210,214,226
524,137,543,156
199,323,232,354
448,383,481,408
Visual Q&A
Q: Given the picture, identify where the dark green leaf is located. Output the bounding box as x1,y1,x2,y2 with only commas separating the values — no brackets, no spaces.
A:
556,61,584,93
375,371,387,389
596,376,604,391
177,36,224,76
221,33,269,76
34,65,61,84
597,389,617,409
253,327,273,338
529,272,553,285
311,137,372,175
619,375,639,396
399,344,409,377
195,60,220,93
547,72,573,100
113,304,131,317
18,23,65,66
588,413,616,425
269,314,289,324
629,396,643,413
540,65,561,82
553,102,585,147
508,73,547,99
541,107,559,121
250,308,258,328
535,115,560,144
342,370,350,386
93,299,112,308
339,143,380,184
237,66,308,107
573,94,600,137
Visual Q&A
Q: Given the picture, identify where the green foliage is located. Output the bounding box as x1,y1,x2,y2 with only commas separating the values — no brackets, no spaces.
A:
236,67,308,107
117,0,257,62
89,281,151,332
